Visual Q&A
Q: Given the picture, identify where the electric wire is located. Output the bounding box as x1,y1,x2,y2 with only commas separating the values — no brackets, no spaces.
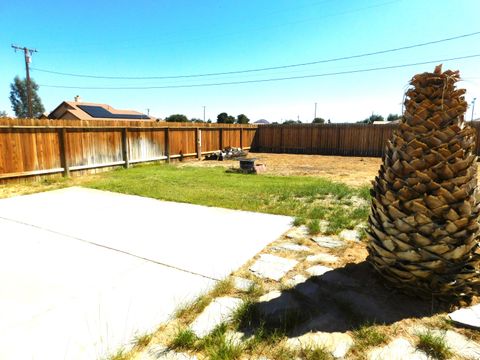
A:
32,31,480,80
39,53,480,90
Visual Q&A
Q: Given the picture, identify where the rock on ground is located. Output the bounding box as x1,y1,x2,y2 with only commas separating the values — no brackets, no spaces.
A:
411,326,480,360
368,338,429,360
273,242,311,252
232,276,254,292
306,265,333,277
311,236,344,248
286,226,310,240
286,331,353,359
449,303,480,329
285,274,307,287
249,254,298,281
189,297,242,338
338,229,361,242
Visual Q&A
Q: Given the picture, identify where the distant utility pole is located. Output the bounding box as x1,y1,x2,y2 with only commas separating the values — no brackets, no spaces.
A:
472,98,476,121
203,106,206,122
314,102,317,119
146,108,150,116
12,44,38,118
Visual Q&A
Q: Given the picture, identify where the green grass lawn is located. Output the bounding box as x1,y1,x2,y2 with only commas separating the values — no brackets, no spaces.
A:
86,164,371,235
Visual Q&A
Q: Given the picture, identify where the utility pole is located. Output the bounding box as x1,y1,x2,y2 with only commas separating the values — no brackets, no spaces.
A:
12,45,37,118
203,106,206,122
314,102,317,120
472,98,476,121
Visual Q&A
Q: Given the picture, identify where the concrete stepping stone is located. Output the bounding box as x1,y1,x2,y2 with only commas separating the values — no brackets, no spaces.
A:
311,236,344,248
273,242,311,252
256,290,302,325
411,326,480,360
449,303,480,329
368,338,428,360
139,344,198,360
306,265,333,276
339,229,361,242
189,297,242,338
306,253,338,263
286,226,309,240
232,276,254,292
286,331,353,359
285,274,307,287
249,254,298,281
224,330,245,346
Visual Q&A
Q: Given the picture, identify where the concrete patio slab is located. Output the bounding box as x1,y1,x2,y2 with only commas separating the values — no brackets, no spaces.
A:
0,187,292,359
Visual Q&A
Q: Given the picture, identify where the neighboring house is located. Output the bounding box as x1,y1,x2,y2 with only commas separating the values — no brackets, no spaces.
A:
372,120,401,125
254,119,270,124
48,97,154,120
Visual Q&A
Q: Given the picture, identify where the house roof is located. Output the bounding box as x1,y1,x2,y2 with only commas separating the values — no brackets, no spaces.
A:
254,119,270,124
48,101,154,120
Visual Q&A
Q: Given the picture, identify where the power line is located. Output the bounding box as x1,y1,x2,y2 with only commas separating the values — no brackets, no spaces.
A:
31,31,480,80
39,53,480,90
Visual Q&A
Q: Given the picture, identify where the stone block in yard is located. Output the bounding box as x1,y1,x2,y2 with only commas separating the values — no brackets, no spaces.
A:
256,290,302,326
411,326,480,360
286,226,309,240
285,274,307,287
306,265,333,277
306,253,338,264
249,254,298,281
190,297,242,338
286,332,353,359
273,242,311,252
449,303,480,329
232,276,254,292
339,229,361,242
368,338,428,360
311,236,344,248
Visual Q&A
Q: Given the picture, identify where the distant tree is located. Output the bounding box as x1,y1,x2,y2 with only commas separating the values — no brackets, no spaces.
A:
165,114,189,122
0,110,7,117
191,118,204,123
387,113,402,121
312,117,325,124
283,119,302,125
236,114,250,124
207,119,212,123
9,76,45,118
327,119,331,124
217,112,235,124
357,114,384,124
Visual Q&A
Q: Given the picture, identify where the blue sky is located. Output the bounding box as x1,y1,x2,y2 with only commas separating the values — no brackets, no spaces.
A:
1,0,479,122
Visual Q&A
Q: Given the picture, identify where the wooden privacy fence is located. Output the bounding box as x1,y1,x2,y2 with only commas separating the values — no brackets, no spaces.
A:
0,118,257,181
253,122,480,157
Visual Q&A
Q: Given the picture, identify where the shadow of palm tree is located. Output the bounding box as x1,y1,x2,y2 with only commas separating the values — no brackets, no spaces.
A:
237,261,450,337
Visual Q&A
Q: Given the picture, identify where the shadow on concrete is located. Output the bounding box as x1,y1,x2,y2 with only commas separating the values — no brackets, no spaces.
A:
239,261,450,337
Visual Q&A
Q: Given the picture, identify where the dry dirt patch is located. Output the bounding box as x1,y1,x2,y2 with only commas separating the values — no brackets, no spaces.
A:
179,153,382,187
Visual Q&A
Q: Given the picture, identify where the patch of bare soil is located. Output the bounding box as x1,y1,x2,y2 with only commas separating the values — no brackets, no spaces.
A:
180,153,382,187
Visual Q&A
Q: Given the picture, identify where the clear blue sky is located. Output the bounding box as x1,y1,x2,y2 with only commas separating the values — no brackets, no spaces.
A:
1,0,479,122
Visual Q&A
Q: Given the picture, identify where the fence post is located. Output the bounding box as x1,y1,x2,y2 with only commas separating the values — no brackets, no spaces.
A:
280,126,285,153
240,127,244,149
121,128,130,168
58,128,70,177
196,128,202,160
165,128,171,163
219,127,224,150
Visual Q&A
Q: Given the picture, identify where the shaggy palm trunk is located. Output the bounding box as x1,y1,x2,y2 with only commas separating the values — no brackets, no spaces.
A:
367,65,480,303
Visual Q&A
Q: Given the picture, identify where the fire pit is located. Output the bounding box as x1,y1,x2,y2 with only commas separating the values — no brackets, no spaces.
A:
239,158,257,172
